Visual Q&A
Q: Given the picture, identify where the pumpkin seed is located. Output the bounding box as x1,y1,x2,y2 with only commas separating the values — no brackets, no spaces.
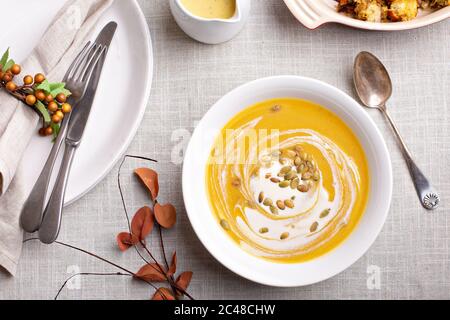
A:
313,171,320,181
284,170,297,180
271,105,281,112
258,192,264,203
259,227,269,234
284,199,294,208
310,222,319,232
294,157,302,166
220,219,230,230
302,172,312,180
276,200,286,210
279,180,290,188
320,208,331,218
279,166,292,174
263,198,273,206
300,151,308,161
270,205,279,214
291,195,296,200
270,177,281,183
297,184,309,193
280,232,289,240
290,177,299,189
284,150,297,158
231,178,241,187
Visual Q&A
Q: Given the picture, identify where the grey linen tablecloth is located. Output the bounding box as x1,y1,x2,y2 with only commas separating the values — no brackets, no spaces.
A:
0,0,449,299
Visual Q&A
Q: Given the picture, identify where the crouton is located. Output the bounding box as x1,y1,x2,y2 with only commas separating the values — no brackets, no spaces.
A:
355,0,383,22
387,0,418,22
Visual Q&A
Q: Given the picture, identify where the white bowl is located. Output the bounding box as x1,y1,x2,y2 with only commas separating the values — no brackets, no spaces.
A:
182,76,392,287
284,0,450,30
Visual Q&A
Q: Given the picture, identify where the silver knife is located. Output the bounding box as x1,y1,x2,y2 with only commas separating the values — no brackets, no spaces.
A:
38,22,117,244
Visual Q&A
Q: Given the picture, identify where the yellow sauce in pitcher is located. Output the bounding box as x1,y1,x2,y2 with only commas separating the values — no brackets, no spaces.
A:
180,0,236,19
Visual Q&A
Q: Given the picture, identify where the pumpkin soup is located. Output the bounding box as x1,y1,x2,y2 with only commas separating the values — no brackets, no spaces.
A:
206,98,370,263
180,0,236,19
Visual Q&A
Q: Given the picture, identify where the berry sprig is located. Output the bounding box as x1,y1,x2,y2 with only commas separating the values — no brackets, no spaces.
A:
0,48,72,139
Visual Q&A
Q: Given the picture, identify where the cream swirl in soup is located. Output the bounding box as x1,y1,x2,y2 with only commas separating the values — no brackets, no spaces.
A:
206,98,369,263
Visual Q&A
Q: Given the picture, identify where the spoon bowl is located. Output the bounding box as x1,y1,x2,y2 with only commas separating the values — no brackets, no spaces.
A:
354,52,392,109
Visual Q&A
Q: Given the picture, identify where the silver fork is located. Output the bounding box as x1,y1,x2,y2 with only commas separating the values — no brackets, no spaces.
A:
20,42,105,233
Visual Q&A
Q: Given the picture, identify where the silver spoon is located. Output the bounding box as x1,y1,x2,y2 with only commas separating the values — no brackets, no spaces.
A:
353,51,440,210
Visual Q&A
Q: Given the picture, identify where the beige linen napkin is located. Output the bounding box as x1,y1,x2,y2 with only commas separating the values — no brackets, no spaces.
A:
0,0,113,275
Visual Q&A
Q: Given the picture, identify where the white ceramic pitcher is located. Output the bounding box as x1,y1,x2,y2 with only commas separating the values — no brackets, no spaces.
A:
169,0,251,44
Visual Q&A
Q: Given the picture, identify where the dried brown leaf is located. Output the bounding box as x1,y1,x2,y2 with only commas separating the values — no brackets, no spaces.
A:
167,252,177,276
176,271,193,293
154,203,176,229
131,206,154,241
136,263,167,282
116,232,138,252
135,168,159,200
152,287,175,300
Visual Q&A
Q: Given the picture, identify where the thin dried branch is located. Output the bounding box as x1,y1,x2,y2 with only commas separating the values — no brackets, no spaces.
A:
54,272,131,300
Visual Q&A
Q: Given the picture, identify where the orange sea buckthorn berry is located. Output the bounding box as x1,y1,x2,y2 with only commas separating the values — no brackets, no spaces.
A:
61,103,72,113
10,64,21,75
23,75,33,85
51,114,61,123
45,94,54,103
56,93,66,103
47,101,58,112
6,81,16,91
44,126,53,136
2,72,12,82
55,110,64,119
34,73,45,84
35,90,46,101
25,95,37,106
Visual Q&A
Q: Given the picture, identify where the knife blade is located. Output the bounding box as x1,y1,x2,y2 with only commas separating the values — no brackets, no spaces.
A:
38,22,117,244
66,21,117,144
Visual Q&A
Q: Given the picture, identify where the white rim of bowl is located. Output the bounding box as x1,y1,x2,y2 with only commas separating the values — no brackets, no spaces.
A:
182,76,393,287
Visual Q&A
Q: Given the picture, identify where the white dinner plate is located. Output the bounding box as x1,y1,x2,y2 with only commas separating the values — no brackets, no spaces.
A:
284,0,450,30
0,0,152,204
183,76,392,286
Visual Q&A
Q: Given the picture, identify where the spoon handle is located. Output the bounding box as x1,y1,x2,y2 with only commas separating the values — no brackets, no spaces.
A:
381,107,440,210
